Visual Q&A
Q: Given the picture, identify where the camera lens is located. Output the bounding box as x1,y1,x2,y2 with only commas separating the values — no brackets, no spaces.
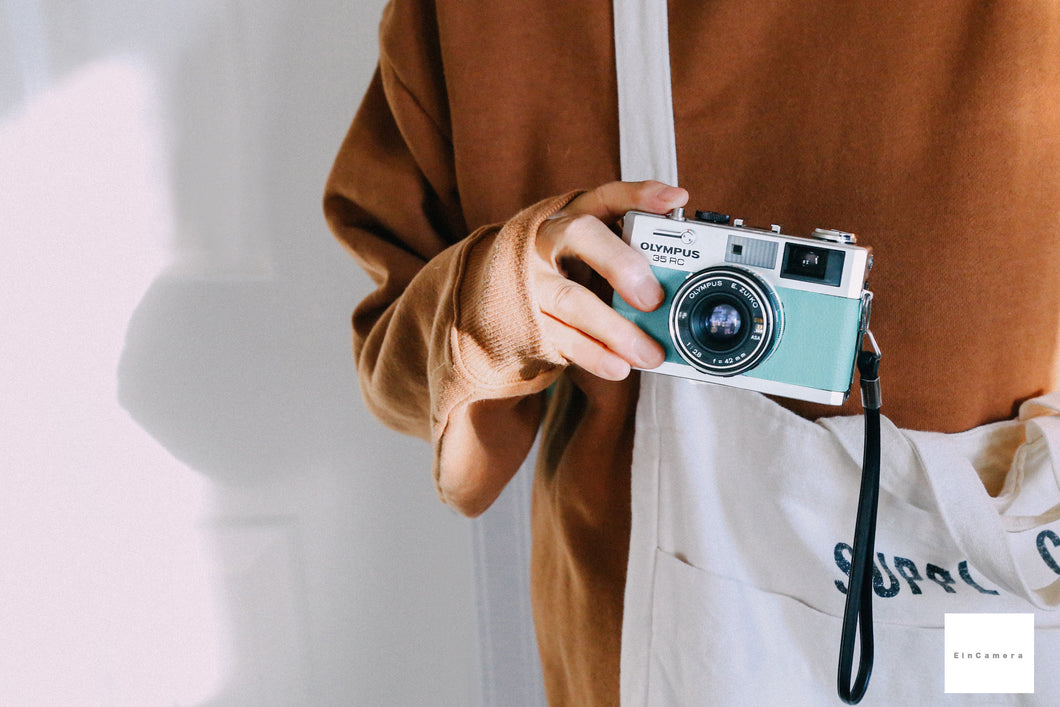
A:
669,267,781,376
690,299,746,352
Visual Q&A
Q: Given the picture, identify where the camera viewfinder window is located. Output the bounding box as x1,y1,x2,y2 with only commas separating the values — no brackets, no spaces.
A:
781,244,845,287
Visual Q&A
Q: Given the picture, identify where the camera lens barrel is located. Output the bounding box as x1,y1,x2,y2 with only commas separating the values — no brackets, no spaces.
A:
669,266,782,376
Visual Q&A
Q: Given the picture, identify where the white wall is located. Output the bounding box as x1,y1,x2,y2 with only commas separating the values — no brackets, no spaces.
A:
0,2,544,704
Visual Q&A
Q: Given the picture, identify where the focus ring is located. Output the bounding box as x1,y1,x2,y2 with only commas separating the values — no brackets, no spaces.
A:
668,266,782,376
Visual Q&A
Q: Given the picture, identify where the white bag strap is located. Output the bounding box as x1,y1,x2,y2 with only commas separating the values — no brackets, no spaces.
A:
613,1,677,704
1019,391,1060,495
1020,390,1060,420
910,392,1060,608
1002,393,1060,529
613,0,679,185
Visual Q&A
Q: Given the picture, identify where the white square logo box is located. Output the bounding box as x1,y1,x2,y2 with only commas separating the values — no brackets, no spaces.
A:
945,613,1034,694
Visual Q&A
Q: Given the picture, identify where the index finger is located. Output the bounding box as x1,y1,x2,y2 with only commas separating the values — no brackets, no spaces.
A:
557,180,688,224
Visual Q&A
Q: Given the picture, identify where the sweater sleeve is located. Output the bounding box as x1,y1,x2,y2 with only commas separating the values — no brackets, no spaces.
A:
323,20,575,512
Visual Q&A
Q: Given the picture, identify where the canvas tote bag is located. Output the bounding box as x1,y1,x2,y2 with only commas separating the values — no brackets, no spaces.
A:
621,382,1060,705
613,1,1060,704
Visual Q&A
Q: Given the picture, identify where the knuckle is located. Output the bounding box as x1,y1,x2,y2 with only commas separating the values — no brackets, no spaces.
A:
618,180,654,207
565,213,600,240
608,320,640,350
550,280,584,315
607,253,654,294
535,216,566,251
612,247,650,280
587,184,610,211
632,179,656,199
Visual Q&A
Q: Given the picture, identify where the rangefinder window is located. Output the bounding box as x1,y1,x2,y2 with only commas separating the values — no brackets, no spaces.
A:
781,244,845,287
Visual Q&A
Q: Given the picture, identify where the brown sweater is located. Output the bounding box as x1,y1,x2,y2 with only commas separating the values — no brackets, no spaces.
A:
324,1,1060,703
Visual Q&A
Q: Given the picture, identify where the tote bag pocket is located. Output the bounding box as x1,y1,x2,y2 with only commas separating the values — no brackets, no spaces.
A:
645,548,1060,706
648,549,838,706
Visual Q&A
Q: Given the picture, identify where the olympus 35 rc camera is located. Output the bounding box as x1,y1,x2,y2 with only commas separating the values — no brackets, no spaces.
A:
613,208,874,405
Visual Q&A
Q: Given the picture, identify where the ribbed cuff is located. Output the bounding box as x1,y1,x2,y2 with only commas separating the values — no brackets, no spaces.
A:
448,191,582,391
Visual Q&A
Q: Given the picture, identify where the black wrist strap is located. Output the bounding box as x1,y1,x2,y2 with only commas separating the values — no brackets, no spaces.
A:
837,334,882,704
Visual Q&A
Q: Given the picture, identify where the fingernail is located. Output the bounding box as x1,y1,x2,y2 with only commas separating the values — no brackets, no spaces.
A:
643,282,665,310
601,356,632,380
635,338,665,368
634,279,664,311
657,185,685,202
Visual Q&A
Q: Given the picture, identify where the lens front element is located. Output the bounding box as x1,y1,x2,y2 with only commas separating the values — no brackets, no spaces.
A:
701,303,741,343
669,267,781,376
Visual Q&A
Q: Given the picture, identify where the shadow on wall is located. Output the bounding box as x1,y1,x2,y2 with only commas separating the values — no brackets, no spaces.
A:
116,3,366,484
102,1,479,704
118,262,359,483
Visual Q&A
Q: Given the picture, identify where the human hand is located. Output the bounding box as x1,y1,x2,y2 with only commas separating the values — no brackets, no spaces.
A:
533,180,688,381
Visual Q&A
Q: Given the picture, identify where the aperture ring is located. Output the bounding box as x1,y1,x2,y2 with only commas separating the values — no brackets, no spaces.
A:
668,266,782,377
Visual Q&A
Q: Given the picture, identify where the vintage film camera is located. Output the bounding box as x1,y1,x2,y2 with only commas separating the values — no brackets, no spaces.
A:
612,208,874,405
